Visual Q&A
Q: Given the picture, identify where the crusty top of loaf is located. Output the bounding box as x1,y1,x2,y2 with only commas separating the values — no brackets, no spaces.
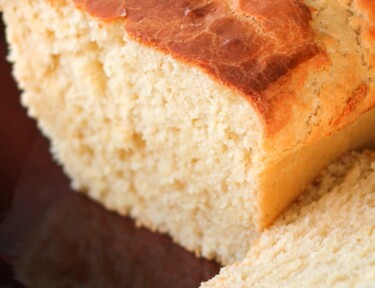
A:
73,0,375,149
73,0,321,126
74,0,320,113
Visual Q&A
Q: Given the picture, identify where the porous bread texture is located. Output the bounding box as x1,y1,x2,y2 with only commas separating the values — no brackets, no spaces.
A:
202,151,375,288
1,0,375,265
1,0,262,264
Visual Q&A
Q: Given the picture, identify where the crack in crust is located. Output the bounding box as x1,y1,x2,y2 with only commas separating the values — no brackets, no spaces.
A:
330,0,375,127
73,0,321,120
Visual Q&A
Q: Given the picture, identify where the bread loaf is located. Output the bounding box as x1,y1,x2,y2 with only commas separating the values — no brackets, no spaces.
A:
202,151,375,287
1,0,375,264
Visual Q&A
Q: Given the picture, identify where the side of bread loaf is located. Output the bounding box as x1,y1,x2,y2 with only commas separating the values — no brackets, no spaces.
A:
1,0,375,265
202,151,375,287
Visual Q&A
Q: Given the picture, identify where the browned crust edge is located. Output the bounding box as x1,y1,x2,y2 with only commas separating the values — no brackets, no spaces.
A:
72,0,322,132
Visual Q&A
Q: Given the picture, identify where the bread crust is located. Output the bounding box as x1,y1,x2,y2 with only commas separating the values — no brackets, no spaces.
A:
73,0,321,126
72,0,375,148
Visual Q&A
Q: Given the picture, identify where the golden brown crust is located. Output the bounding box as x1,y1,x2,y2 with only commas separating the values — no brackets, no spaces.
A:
72,0,375,145
330,83,369,127
357,0,375,65
73,0,321,124
359,0,375,20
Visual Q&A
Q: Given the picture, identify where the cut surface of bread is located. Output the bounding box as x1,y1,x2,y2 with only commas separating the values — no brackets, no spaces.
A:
202,151,375,287
1,0,375,264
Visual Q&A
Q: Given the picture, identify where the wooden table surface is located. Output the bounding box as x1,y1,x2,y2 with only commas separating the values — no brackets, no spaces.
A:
0,16,220,288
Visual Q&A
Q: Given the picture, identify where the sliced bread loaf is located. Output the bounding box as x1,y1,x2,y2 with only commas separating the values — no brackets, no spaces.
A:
1,0,375,264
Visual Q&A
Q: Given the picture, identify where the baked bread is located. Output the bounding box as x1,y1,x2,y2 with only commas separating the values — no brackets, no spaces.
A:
1,0,375,264
201,150,375,287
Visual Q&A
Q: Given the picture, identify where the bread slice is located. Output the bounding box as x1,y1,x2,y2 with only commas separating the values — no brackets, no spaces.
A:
1,0,375,264
201,150,375,287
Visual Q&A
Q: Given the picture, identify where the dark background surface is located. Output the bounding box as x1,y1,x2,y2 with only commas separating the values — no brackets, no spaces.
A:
0,15,220,288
